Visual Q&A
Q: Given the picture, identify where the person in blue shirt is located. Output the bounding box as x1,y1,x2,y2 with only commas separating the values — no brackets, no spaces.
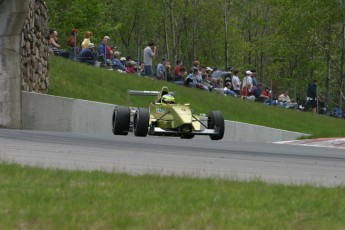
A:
112,51,126,71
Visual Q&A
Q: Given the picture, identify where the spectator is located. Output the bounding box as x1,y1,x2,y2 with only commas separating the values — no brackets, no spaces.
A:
174,68,186,85
66,28,79,60
231,68,241,95
98,36,112,63
251,69,258,87
190,60,200,73
307,80,317,113
138,62,146,76
156,58,166,80
81,31,92,49
201,73,213,91
262,87,277,106
126,61,136,74
174,59,183,77
49,30,69,58
111,51,126,72
278,90,297,109
165,61,173,81
185,67,208,90
143,41,157,77
206,67,213,76
209,78,223,94
253,83,270,102
241,83,256,101
242,70,253,89
223,82,237,97
211,67,230,79
77,43,96,65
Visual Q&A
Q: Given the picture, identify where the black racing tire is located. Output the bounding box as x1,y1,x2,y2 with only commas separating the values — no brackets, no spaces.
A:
133,108,150,137
112,106,130,135
208,110,225,140
180,133,195,139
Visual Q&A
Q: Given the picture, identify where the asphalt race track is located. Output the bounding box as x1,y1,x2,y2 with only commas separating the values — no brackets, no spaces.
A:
0,128,344,187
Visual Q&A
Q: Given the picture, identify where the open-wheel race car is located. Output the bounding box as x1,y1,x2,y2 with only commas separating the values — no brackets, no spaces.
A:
112,86,225,140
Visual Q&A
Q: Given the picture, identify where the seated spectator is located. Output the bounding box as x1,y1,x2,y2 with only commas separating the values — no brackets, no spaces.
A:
49,30,69,58
278,90,297,109
156,58,166,80
201,73,213,91
174,59,183,78
112,51,126,72
209,78,224,94
241,83,256,101
223,82,237,97
253,83,270,102
126,61,137,74
174,68,186,85
165,61,173,81
138,62,146,76
262,87,277,106
78,43,96,65
185,67,208,91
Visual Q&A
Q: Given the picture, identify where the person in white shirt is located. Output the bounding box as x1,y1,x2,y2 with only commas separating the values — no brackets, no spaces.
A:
231,68,241,95
242,70,253,89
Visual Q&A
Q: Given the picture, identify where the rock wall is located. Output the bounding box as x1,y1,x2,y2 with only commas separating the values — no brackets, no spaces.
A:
21,0,49,93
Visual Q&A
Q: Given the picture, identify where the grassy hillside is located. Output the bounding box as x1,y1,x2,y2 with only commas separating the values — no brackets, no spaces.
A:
48,56,345,138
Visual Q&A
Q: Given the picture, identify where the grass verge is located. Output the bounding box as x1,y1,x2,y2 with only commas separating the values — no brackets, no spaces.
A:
1,162,345,229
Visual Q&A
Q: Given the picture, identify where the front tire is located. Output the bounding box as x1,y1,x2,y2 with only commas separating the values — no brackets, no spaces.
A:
208,111,225,140
112,106,130,135
133,108,150,137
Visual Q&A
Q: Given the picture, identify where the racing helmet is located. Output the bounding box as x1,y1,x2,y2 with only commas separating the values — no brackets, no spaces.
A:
161,94,175,104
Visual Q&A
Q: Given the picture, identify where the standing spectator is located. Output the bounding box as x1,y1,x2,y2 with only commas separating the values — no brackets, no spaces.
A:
156,58,166,80
143,41,157,77
242,70,253,88
251,69,258,87
77,43,96,65
174,59,183,78
81,31,92,49
211,67,230,79
67,28,79,60
98,36,111,63
111,51,126,72
307,80,318,113
231,68,241,95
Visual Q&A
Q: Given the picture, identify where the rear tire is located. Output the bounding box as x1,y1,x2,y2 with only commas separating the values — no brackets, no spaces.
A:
208,111,225,140
133,108,150,137
112,106,130,135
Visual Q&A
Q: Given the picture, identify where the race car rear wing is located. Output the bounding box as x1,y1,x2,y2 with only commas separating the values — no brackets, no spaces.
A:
127,90,160,96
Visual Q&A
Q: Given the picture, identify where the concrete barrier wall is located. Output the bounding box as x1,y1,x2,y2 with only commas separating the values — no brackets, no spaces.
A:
22,92,308,142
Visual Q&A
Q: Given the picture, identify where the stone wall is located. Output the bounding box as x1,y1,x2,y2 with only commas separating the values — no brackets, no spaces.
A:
21,0,49,93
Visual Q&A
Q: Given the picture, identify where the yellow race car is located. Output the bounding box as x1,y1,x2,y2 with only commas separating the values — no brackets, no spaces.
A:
112,86,225,140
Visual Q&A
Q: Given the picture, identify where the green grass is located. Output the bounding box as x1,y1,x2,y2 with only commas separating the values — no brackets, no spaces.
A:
1,162,345,229
48,56,345,138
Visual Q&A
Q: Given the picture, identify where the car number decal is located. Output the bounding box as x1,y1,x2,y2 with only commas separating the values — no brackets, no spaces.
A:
156,108,165,113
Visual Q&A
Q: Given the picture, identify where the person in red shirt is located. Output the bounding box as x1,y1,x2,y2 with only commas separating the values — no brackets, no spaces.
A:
174,59,183,78
241,83,256,101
